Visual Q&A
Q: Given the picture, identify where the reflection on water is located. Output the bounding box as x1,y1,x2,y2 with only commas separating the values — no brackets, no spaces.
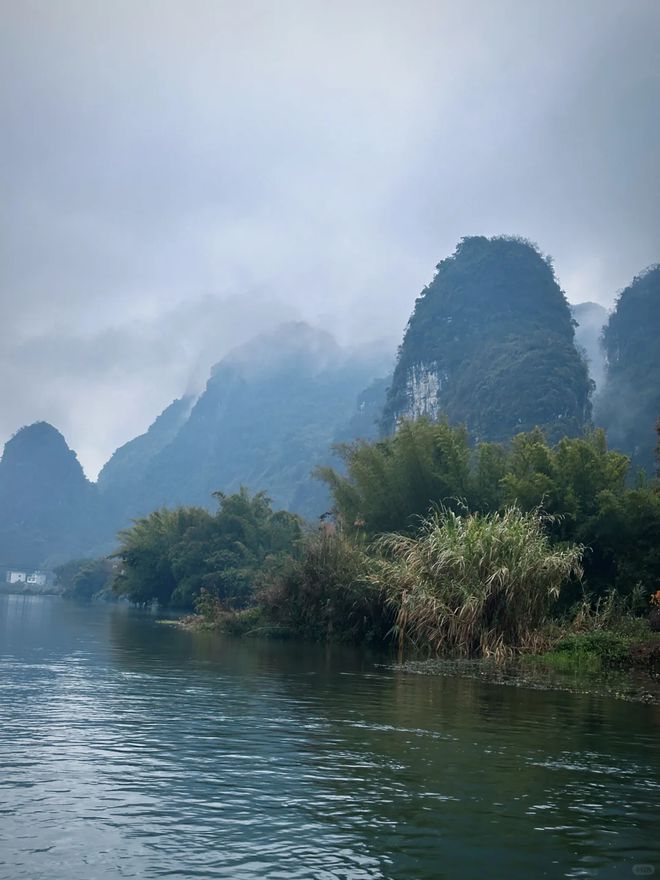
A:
0,594,658,879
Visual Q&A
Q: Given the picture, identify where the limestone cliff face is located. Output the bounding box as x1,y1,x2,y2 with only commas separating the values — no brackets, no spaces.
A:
382,236,593,442
400,362,446,422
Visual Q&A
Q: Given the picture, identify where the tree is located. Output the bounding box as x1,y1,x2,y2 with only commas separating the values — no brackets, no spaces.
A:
321,418,658,599
113,489,301,608
318,418,472,535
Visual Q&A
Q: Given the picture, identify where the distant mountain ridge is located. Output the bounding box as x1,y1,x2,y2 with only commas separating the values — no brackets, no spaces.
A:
97,395,195,496
0,423,102,567
98,322,391,525
0,323,389,566
1,251,656,570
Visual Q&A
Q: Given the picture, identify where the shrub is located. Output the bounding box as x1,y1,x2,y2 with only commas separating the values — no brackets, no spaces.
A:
551,630,632,668
113,489,302,608
259,531,392,643
370,506,583,658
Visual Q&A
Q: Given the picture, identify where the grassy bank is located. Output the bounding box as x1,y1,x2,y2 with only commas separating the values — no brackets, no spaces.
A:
179,590,660,705
531,623,660,674
189,593,660,673
74,418,659,681
186,508,660,682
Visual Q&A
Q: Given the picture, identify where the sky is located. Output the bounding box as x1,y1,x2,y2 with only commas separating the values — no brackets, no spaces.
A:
1,0,659,478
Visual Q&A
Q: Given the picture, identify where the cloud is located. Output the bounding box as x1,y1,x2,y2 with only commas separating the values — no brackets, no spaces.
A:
0,0,658,474
2,293,298,477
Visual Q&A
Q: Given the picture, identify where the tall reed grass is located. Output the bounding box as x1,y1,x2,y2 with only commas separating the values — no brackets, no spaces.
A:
371,507,583,658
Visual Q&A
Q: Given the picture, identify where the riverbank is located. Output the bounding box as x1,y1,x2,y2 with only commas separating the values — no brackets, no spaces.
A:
173,608,660,705
0,584,61,597
394,655,660,705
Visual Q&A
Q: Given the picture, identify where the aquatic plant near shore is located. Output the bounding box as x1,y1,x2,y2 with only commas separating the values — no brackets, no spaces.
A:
371,507,584,659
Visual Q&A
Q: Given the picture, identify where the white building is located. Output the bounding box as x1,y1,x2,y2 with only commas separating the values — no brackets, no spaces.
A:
5,570,49,587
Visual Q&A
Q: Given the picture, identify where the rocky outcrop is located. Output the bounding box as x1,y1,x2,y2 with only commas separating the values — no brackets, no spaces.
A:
382,236,593,442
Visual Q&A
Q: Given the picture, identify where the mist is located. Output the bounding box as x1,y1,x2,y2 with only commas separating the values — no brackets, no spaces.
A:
1,0,659,476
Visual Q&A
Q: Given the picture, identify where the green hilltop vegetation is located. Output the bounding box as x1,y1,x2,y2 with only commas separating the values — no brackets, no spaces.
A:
382,236,593,441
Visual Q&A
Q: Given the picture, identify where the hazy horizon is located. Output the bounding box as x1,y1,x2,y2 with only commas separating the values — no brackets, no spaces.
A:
2,0,659,476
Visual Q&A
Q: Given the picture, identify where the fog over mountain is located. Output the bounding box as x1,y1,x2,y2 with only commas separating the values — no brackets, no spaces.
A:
0,321,392,566
1,0,659,476
98,322,391,525
0,267,656,568
571,302,609,390
595,265,660,473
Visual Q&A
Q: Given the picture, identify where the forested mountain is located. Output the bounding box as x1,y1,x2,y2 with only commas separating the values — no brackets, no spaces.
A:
0,423,103,567
382,236,593,442
3,252,657,570
0,325,387,566
571,301,608,389
98,395,194,496
96,395,195,527
99,323,389,522
596,265,660,472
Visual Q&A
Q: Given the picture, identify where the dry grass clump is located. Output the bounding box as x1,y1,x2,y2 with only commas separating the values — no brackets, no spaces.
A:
371,507,583,659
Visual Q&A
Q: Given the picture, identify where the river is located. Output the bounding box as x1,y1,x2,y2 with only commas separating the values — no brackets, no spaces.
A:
0,594,657,879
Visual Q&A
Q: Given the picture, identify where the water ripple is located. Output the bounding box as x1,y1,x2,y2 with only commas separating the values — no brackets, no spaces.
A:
0,595,658,880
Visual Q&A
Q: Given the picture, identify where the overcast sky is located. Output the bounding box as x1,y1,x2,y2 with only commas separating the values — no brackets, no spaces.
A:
1,0,659,477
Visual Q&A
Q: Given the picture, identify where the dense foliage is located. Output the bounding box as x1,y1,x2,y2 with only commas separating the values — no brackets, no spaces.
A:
320,418,659,600
56,557,117,601
318,419,473,534
383,236,593,442
113,489,301,608
258,531,391,644
370,507,583,657
57,412,656,660
596,264,660,473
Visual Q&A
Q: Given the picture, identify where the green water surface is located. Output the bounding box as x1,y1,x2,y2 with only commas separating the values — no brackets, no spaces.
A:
0,594,657,879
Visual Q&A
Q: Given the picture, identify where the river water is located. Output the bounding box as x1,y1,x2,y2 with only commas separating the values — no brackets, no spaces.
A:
0,594,658,880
